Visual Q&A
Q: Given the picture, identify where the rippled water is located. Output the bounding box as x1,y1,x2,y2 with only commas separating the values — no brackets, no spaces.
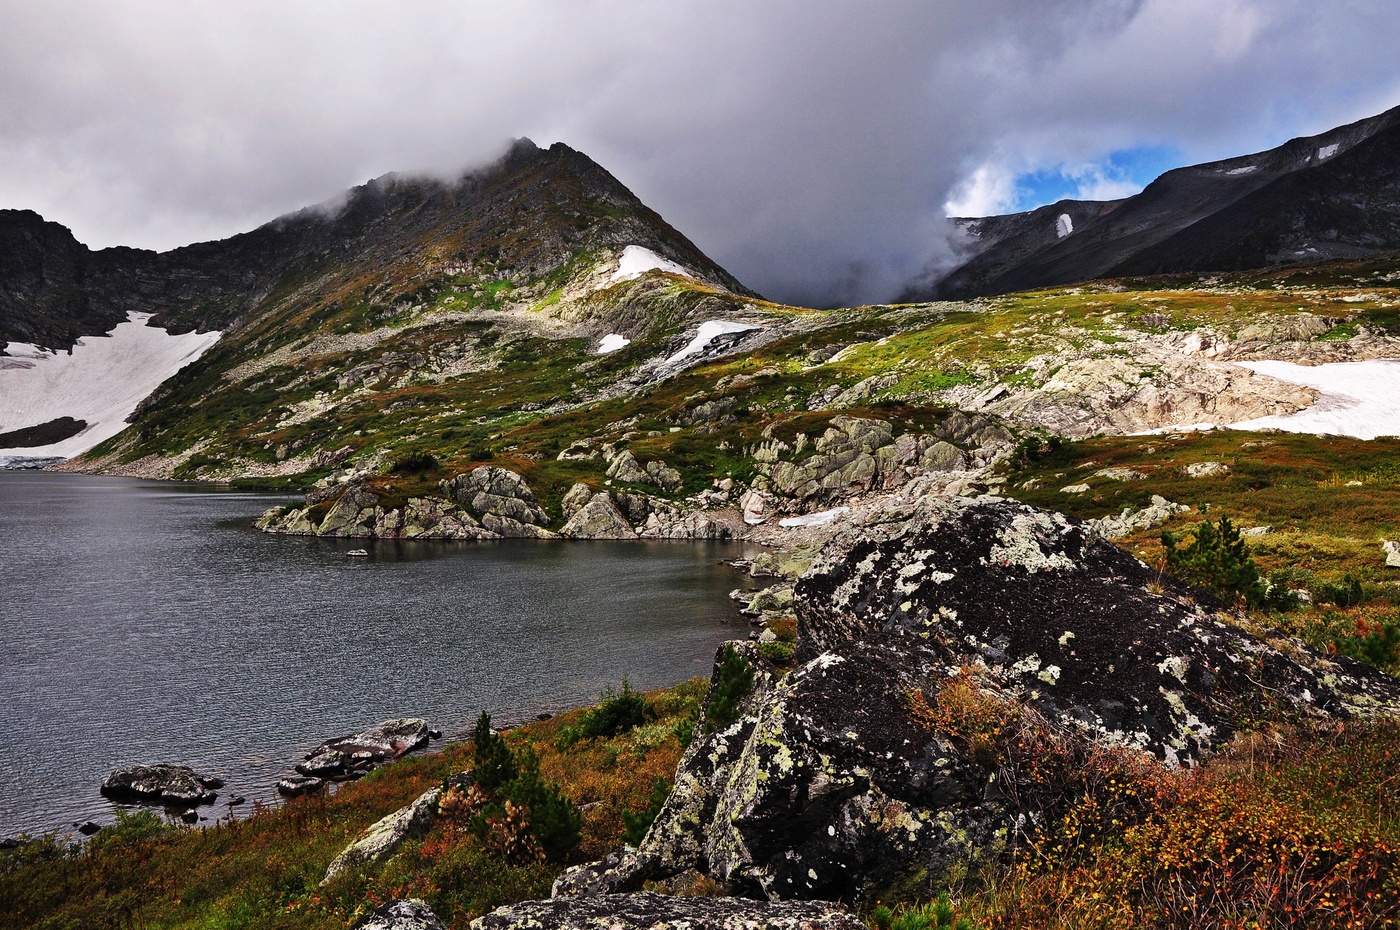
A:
0,472,750,838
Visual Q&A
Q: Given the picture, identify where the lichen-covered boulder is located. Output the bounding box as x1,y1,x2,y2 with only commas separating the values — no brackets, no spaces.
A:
567,496,1400,901
472,893,864,929
353,898,447,930
299,718,431,779
324,786,443,882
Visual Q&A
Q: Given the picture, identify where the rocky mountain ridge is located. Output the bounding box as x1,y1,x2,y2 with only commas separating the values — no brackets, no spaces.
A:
918,103,1400,299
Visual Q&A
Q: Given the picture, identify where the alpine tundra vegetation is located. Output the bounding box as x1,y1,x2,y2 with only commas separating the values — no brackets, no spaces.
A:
5,109,1400,930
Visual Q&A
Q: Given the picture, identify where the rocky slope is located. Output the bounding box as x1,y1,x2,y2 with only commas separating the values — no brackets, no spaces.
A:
918,103,1400,299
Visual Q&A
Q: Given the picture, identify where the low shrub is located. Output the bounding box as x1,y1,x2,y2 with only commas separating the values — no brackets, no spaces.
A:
390,452,439,473
622,777,671,846
869,893,979,930
1161,515,1297,611
704,645,755,734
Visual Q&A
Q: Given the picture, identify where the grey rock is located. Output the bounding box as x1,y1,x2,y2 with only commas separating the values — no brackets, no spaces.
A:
560,493,638,539
353,898,448,930
475,893,863,930
324,786,443,882
277,775,324,797
920,440,968,472
1183,461,1230,478
1385,539,1400,568
560,482,595,520
300,718,431,780
441,466,549,527
101,764,219,807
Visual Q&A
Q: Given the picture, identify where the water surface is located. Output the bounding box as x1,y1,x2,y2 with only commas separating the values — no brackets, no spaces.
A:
0,472,750,838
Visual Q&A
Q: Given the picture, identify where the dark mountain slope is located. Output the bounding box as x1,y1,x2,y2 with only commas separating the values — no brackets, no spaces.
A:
920,104,1400,299
1,139,753,350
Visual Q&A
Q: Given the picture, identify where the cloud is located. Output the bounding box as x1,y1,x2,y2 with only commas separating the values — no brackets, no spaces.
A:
0,0,1397,306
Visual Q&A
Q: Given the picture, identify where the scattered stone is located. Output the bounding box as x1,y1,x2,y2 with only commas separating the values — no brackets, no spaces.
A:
1183,461,1230,478
474,893,864,930
1094,466,1146,481
1086,494,1190,540
1241,526,1274,537
1385,540,1400,568
353,898,448,930
324,786,444,882
1060,482,1091,494
101,764,219,807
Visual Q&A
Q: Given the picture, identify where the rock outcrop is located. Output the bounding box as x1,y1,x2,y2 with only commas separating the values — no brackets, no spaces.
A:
472,893,864,930
256,466,556,539
561,496,1400,902
559,490,638,539
100,764,221,807
749,414,1012,514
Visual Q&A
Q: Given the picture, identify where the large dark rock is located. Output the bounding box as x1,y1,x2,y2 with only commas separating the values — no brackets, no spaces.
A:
560,496,1400,902
101,764,219,807
472,893,864,929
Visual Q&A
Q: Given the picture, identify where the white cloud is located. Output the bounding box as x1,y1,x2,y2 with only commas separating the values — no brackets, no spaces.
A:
0,0,1397,305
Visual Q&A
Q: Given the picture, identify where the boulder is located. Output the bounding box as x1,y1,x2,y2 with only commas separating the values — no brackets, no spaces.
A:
1183,461,1230,478
101,764,219,807
277,775,324,797
1384,539,1400,568
568,496,1400,901
324,786,443,882
560,493,638,539
353,899,448,930
606,450,684,493
299,719,431,779
441,466,550,530
472,893,864,930
560,482,595,520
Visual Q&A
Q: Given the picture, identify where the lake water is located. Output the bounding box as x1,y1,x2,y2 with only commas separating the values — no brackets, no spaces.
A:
0,472,752,839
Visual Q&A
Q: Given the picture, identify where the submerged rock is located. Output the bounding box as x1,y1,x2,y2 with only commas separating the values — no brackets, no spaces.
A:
473,893,864,930
100,764,219,807
566,496,1400,901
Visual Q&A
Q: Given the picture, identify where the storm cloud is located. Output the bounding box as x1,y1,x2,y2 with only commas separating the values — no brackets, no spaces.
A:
2,0,1398,306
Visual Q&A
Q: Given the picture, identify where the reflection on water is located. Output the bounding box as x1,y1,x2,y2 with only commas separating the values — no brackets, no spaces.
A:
0,472,750,838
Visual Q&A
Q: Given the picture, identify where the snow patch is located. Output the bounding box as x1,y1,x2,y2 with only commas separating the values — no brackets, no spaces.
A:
1055,213,1073,238
663,320,761,366
597,333,631,354
1228,359,1400,440
0,312,221,462
1317,143,1340,160
779,506,850,528
1224,165,1258,175
608,245,695,285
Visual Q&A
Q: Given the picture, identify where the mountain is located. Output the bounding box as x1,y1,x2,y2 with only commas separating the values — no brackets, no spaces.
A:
917,104,1400,299
0,139,753,351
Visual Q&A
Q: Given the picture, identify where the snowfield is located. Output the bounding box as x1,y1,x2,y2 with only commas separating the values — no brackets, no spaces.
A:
597,333,631,354
1055,213,1073,238
0,312,221,464
663,320,761,366
1229,359,1400,440
779,506,850,528
608,245,696,284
